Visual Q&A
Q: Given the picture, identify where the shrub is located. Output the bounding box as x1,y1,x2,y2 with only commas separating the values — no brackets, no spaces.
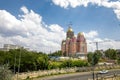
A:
0,64,13,80
48,61,62,69
61,60,73,68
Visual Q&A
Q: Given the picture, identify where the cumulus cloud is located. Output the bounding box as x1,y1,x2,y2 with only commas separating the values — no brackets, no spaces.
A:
0,6,66,52
84,32,120,52
0,6,120,53
84,31,98,39
21,6,29,14
52,0,120,20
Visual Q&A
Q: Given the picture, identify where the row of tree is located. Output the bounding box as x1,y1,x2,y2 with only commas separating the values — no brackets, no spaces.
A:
0,49,88,72
0,49,49,72
0,48,120,73
87,49,120,66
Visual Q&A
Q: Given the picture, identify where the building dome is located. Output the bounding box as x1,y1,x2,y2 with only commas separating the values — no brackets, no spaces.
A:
78,32,84,36
63,42,66,44
77,32,85,42
67,37,70,40
67,27,73,32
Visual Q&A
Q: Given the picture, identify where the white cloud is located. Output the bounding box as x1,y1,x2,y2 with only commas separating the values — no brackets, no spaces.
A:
0,6,66,53
21,6,29,14
84,31,98,39
52,0,69,9
83,30,120,52
114,9,120,19
52,0,120,20
52,0,109,8
0,6,120,53
85,34,120,52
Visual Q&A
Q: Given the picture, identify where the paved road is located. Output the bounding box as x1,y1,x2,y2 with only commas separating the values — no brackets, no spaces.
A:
36,69,120,80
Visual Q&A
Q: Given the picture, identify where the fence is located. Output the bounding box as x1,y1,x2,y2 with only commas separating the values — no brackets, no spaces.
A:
95,73,120,80
13,65,120,80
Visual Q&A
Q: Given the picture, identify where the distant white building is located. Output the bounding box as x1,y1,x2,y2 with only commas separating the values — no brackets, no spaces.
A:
0,44,23,51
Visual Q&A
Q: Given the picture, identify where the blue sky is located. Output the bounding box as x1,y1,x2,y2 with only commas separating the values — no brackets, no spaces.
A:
0,0,120,52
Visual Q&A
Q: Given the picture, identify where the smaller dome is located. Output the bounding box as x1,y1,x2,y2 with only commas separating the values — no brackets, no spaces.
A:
78,32,83,36
63,42,66,44
67,27,73,32
67,37,70,40
73,35,76,38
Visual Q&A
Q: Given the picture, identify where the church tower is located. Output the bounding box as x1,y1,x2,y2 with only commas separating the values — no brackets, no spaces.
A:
66,27,74,39
76,32,87,54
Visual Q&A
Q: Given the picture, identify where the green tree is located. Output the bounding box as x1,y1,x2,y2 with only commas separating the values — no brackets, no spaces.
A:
36,54,49,70
20,51,38,72
87,52,94,65
117,58,120,64
93,50,102,65
0,51,6,64
87,51,102,66
105,49,117,60
117,51,120,58
117,51,120,64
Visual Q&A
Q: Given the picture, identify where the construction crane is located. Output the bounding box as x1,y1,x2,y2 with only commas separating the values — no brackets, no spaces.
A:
88,40,120,51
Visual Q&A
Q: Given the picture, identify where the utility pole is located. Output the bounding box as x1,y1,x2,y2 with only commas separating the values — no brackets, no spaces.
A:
14,53,16,74
92,55,95,80
95,42,98,51
17,48,21,80
92,42,99,80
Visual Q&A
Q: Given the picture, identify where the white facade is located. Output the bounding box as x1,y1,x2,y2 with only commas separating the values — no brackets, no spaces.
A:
0,44,23,51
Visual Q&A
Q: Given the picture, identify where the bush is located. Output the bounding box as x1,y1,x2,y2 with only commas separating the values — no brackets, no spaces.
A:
0,64,13,80
61,59,89,68
117,58,120,64
61,60,73,68
72,60,89,67
48,61,62,69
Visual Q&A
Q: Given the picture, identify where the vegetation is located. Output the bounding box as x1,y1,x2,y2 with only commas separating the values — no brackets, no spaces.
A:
0,64,13,80
117,50,120,64
48,50,62,56
104,49,117,60
87,48,120,65
0,48,120,73
87,50,102,66
87,52,94,65
93,50,102,65
0,49,89,72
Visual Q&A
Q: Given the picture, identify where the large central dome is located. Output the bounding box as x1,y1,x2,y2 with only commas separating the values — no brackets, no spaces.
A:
67,27,73,32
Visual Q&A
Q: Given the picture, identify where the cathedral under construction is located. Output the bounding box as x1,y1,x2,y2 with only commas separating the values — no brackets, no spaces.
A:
61,27,87,59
